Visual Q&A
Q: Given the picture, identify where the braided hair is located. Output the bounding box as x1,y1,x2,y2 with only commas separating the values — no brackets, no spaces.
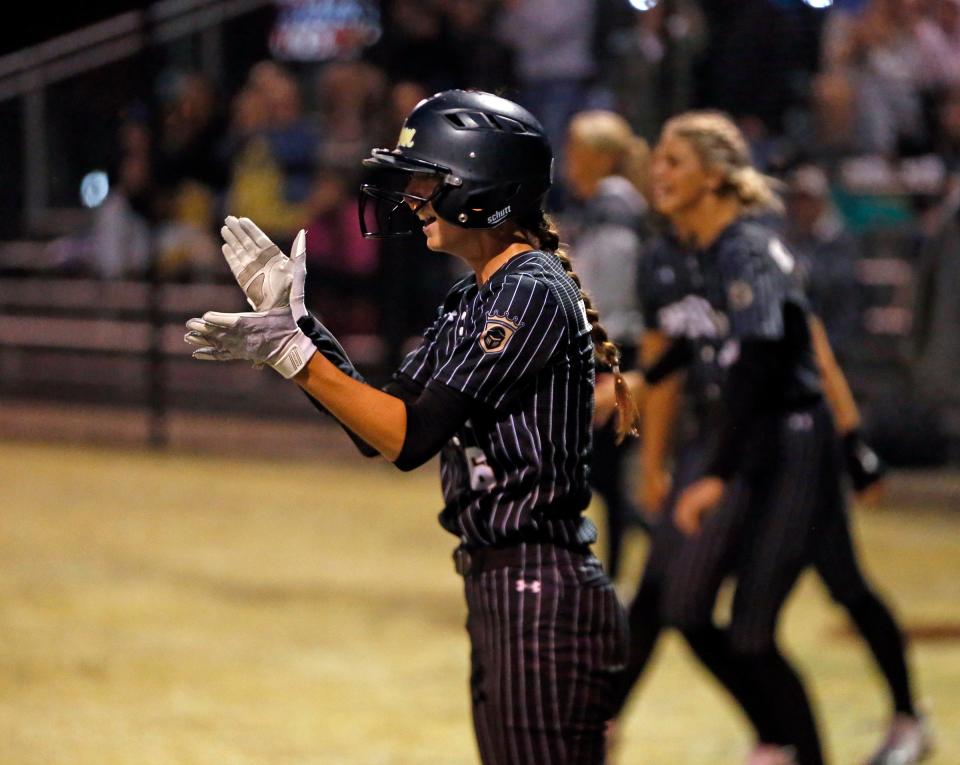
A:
519,210,641,444
662,111,784,214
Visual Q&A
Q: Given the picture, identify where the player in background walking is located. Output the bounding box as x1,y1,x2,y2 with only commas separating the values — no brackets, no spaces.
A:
562,110,651,580
601,111,931,765
184,89,642,764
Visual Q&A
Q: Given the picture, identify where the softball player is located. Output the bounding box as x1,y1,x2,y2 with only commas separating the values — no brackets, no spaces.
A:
605,111,931,765
562,110,651,579
184,90,641,764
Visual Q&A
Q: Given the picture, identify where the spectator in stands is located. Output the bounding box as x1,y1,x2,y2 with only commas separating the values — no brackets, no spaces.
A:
226,62,319,243
303,60,390,350
155,70,228,196
314,60,388,173
221,74,272,166
595,0,706,142
365,0,456,93
912,184,960,418
88,115,153,279
152,70,226,280
495,0,599,202
934,86,960,173
783,164,863,363
916,0,960,89
816,0,928,156
694,0,798,139
441,0,515,93
386,80,431,140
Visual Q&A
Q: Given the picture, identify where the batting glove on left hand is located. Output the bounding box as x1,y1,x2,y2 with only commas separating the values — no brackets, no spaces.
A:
221,216,303,311
186,223,315,378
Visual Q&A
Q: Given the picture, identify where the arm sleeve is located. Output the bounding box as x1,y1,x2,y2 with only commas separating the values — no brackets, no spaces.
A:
430,276,571,409
703,338,781,479
394,380,474,471
338,372,425,459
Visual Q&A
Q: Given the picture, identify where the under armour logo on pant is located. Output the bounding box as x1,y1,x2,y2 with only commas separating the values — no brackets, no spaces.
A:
515,579,541,593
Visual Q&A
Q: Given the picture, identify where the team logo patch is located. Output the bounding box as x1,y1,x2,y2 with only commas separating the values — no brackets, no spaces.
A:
396,126,416,149
479,314,520,353
728,280,754,311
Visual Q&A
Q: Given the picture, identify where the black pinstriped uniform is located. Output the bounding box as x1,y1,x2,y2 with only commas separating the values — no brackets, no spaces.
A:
616,225,916,724
398,249,627,764
624,221,832,632
615,219,833,765
657,219,829,648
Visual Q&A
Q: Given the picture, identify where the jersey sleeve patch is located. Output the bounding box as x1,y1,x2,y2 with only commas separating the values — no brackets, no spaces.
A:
727,279,754,311
479,314,521,354
432,276,567,409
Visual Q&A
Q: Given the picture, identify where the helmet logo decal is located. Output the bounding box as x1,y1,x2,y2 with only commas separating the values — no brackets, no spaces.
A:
479,314,520,353
486,205,512,226
397,127,416,149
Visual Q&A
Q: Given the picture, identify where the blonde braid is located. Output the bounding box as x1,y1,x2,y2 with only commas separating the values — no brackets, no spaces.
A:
664,110,784,214
530,212,641,444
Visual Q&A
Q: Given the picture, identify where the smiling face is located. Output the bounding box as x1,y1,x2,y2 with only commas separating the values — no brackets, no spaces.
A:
404,174,472,254
649,130,718,221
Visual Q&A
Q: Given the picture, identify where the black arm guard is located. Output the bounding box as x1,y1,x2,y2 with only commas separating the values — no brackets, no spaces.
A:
296,314,377,457
297,314,365,385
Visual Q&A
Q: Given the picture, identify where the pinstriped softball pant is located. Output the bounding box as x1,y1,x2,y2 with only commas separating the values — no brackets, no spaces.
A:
462,544,627,764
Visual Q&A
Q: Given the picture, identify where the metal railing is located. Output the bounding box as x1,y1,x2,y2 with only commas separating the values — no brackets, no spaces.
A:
0,0,271,237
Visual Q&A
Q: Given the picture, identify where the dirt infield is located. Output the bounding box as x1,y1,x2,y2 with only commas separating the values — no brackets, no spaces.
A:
1,438,958,764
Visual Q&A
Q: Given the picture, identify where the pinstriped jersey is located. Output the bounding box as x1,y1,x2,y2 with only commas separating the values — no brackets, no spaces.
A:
641,218,820,410
398,250,597,548
639,236,728,408
703,218,821,406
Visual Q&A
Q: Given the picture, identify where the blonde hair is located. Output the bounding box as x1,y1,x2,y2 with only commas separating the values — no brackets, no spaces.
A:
569,110,651,198
662,111,784,214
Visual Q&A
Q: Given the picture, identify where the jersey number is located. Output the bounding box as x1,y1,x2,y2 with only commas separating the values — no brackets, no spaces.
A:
464,446,496,492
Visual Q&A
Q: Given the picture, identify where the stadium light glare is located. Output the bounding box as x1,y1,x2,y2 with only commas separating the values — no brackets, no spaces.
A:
803,0,833,8
80,171,109,208
629,0,658,10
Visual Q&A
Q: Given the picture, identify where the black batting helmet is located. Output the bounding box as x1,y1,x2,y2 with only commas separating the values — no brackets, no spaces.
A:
358,89,553,238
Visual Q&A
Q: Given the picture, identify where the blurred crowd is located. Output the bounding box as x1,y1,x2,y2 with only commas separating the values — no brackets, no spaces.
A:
46,0,960,382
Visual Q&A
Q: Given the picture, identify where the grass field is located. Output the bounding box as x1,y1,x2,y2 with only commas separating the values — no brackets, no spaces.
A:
1,438,958,765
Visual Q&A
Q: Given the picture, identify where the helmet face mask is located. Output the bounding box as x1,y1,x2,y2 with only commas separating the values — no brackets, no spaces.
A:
358,166,448,239
359,90,553,239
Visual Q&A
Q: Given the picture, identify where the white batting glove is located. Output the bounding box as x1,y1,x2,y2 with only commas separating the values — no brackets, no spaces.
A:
186,223,314,378
220,216,305,311
184,307,316,378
